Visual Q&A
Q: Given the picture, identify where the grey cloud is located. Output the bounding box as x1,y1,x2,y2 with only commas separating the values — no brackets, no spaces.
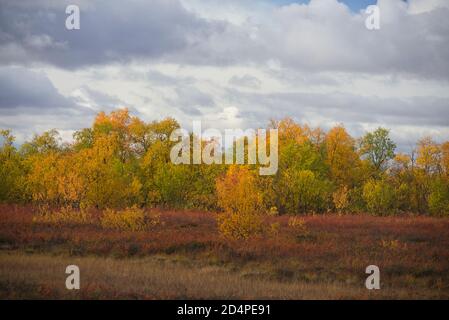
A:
72,85,137,113
0,0,219,69
174,86,215,116
0,66,95,141
1,0,449,80
0,66,77,112
224,88,449,129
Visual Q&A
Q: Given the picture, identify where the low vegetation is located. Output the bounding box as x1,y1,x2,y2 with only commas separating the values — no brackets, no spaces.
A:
0,205,448,299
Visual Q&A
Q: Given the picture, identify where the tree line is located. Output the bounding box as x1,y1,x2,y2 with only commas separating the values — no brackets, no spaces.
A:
1,109,448,217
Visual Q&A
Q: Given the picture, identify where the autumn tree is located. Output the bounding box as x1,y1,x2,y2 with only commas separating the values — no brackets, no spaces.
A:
216,166,265,239
325,125,361,187
2,109,447,217
0,130,24,202
416,137,442,175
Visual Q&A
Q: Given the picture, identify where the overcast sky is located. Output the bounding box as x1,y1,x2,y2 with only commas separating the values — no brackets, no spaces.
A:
0,0,448,151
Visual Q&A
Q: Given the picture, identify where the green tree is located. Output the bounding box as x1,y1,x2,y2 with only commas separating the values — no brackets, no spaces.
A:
360,128,396,172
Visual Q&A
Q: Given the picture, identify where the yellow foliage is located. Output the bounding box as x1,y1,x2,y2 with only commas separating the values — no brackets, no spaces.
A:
417,137,442,174
217,211,265,240
362,179,396,215
216,166,266,239
332,185,350,213
33,206,92,226
100,206,160,231
325,126,360,186
216,166,263,216
394,153,412,171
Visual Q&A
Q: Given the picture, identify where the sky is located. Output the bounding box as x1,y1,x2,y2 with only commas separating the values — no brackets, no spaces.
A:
0,0,448,151
271,0,378,11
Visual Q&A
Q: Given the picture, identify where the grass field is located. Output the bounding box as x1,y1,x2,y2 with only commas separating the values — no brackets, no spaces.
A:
0,205,448,299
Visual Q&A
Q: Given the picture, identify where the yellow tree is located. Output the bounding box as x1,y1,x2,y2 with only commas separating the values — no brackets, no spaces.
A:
417,137,442,175
216,166,265,239
93,109,133,162
26,152,61,205
78,132,141,209
325,125,361,186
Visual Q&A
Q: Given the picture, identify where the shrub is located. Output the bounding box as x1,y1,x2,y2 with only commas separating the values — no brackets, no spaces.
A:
332,185,350,213
278,169,332,214
100,206,161,231
33,206,92,225
216,166,263,216
428,179,449,217
216,166,266,239
362,179,396,215
217,211,265,240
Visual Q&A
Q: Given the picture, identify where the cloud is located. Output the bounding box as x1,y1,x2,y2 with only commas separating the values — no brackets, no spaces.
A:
174,0,449,80
0,0,219,69
2,0,449,80
226,89,449,128
229,74,262,89
70,85,138,114
0,66,97,142
0,66,76,112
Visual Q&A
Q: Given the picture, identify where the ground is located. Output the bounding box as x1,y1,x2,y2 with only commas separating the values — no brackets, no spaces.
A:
0,205,448,299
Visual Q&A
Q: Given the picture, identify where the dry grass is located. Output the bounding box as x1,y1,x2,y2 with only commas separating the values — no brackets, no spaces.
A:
0,252,437,300
0,204,449,299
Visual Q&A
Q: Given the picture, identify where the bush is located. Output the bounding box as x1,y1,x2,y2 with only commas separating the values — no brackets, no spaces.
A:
217,211,265,240
428,179,449,216
216,166,263,216
278,169,332,214
216,166,266,239
332,185,350,213
362,179,396,215
33,206,92,225
100,206,161,231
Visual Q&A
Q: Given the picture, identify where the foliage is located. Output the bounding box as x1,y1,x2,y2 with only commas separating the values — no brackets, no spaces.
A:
32,206,92,226
362,179,396,215
217,211,266,240
0,109,448,219
100,206,161,231
428,178,449,216
325,126,360,186
278,169,332,214
216,166,266,239
359,127,396,172
333,185,350,213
